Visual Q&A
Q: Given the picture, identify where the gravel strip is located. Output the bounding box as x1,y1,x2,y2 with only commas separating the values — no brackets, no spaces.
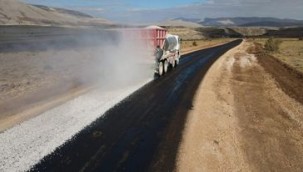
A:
0,79,151,172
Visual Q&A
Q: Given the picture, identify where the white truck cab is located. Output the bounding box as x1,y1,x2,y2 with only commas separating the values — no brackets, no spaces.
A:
155,34,181,77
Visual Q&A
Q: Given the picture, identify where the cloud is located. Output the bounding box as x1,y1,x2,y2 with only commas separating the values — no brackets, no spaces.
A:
102,0,303,23
23,0,303,23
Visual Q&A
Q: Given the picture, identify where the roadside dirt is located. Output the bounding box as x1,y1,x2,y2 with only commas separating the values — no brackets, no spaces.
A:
0,47,103,132
176,40,303,171
250,42,303,104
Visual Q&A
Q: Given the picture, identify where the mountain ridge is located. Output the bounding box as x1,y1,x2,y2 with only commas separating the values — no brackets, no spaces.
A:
161,17,303,27
201,17,303,27
0,0,110,26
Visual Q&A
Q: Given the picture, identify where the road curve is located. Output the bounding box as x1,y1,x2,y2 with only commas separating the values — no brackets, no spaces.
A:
30,39,242,172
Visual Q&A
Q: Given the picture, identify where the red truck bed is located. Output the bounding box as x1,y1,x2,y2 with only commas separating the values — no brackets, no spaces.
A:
116,26,167,49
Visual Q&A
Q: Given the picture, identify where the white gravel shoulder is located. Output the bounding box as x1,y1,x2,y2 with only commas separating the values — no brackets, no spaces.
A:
0,79,151,172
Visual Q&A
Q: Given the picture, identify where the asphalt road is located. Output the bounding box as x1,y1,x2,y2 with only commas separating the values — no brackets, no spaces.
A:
30,39,242,172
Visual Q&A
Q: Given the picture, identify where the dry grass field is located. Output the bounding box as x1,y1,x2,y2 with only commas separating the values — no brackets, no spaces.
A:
252,38,303,73
181,39,235,54
167,26,237,54
167,27,205,40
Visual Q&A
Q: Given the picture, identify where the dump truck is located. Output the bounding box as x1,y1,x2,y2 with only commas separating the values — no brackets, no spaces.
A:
111,25,181,77
154,34,180,76
145,26,181,77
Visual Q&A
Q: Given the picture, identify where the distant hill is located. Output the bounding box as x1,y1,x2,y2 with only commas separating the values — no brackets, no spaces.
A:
264,27,303,38
194,27,243,38
159,18,203,28
157,17,303,39
0,0,111,26
33,5,93,18
171,17,203,23
159,17,303,27
229,27,267,37
201,17,303,27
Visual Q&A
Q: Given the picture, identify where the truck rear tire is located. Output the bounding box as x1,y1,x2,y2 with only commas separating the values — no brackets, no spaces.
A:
172,60,176,68
175,59,179,66
164,60,169,73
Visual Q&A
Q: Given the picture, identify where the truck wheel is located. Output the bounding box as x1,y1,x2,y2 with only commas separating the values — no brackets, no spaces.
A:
171,60,176,68
175,59,179,66
164,60,169,73
158,62,164,76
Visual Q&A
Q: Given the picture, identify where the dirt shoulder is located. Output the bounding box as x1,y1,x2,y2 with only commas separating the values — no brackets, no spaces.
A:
249,42,303,104
0,47,102,132
176,40,303,171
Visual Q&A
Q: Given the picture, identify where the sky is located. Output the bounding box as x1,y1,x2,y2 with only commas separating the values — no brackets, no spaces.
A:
23,0,303,23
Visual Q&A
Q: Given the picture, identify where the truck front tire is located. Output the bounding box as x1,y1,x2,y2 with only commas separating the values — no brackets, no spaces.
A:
158,62,164,76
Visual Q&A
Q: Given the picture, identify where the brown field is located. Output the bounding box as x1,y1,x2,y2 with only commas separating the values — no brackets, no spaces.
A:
166,26,236,54
0,47,102,132
252,38,303,73
167,27,205,40
181,39,235,54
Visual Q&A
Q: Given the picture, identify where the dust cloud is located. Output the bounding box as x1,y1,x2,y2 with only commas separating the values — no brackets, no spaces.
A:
0,27,157,172
0,26,155,124
97,29,154,88
60,28,155,90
